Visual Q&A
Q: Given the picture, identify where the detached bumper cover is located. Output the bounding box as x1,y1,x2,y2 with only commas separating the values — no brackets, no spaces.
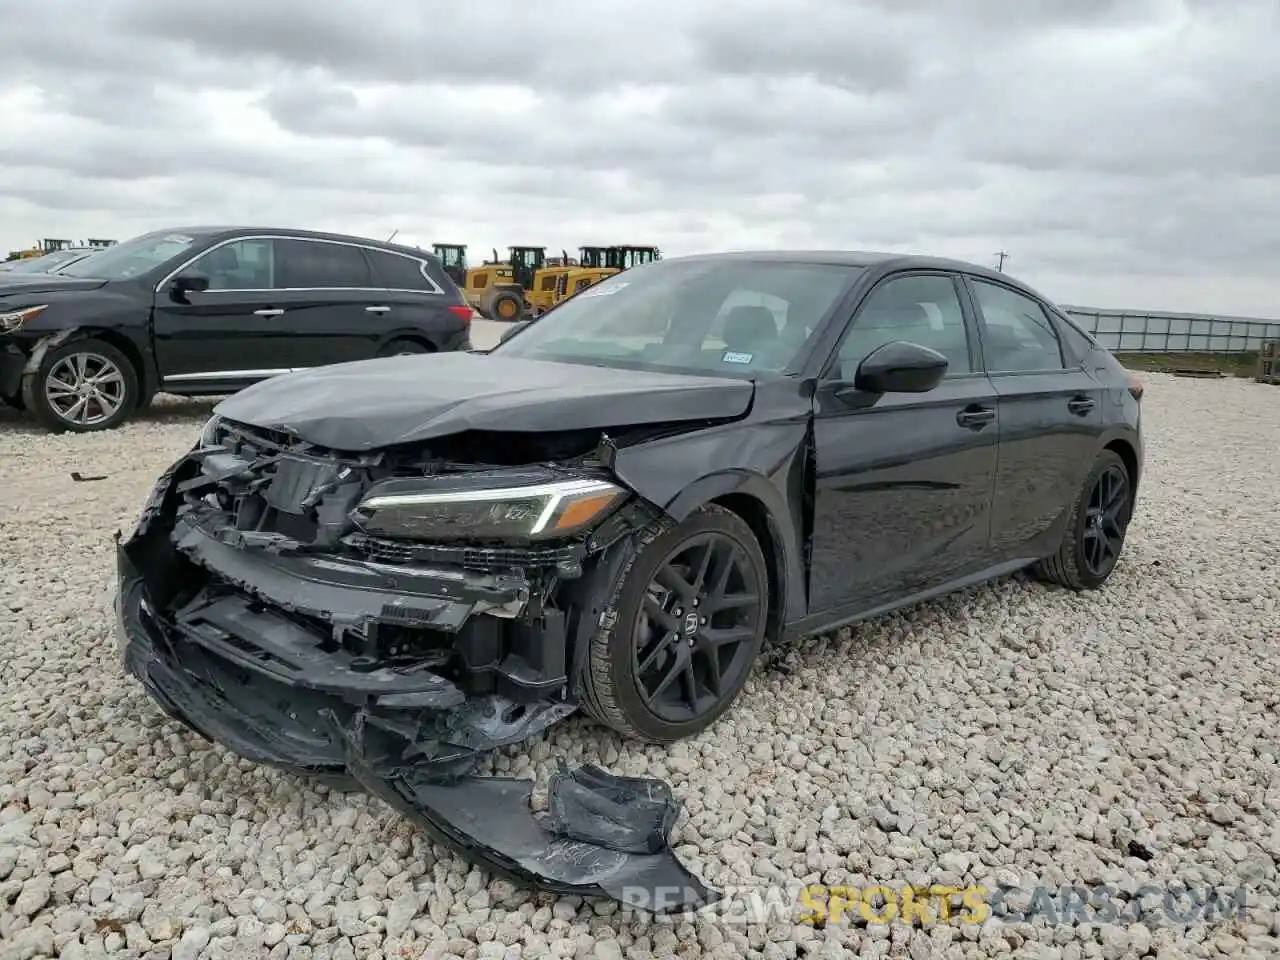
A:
114,460,717,912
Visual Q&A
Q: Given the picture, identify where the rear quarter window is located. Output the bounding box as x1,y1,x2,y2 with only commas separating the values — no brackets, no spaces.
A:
367,249,441,293
1050,308,1102,362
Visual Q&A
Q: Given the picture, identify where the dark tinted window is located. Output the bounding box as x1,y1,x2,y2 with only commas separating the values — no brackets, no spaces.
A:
838,274,972,377
367,249,436,291
275,239,372,288
970,279,1065,372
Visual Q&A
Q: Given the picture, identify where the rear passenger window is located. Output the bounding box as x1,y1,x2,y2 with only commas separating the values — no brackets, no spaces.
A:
275,239,372,289
970,280,1065,372
367,250,437,291
839,274,971,377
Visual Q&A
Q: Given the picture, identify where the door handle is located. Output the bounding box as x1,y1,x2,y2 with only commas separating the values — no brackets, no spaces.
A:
365,305,390,314
956,404,996,430
1067,395,1096,416
253,308,284,317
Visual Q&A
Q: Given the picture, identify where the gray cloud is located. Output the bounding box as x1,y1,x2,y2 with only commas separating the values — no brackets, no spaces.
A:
2,0,1279,315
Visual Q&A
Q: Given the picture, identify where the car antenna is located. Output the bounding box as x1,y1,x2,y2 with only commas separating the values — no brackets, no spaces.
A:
387,229,400,243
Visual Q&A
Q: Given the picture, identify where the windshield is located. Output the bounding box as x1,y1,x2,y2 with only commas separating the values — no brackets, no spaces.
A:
5,250,85,274
58,231,201,280
492,259,859,377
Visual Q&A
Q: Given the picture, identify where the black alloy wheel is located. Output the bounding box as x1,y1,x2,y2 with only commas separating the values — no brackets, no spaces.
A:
578,505,769,742
1032,449,1134,590
1082,462,1130,580
635,531,763,724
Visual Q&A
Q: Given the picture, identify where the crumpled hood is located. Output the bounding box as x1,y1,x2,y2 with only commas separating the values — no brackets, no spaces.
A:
0,275,108,295
214,352,755,451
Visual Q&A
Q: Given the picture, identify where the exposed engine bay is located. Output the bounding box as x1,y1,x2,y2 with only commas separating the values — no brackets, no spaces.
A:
115,417,722,912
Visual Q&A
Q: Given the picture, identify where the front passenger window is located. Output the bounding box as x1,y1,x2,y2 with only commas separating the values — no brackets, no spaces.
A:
838,274,971,378
189,239,275,291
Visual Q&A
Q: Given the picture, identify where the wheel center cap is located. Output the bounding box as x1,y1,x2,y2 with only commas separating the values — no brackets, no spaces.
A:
682,611,699,636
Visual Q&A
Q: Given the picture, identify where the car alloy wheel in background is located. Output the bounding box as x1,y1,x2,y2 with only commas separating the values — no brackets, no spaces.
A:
23,337,139,433
45,353,127,427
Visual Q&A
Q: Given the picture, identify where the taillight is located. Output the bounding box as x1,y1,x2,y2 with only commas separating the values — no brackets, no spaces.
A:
448,304,474,324
1127,376,1144,401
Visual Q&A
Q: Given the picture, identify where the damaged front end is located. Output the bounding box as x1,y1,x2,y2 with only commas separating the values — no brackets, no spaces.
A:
114,417,717,911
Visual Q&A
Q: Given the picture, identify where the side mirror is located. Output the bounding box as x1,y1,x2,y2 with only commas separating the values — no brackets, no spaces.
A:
498,320,530,344
169,271,210,301
852,340,949,394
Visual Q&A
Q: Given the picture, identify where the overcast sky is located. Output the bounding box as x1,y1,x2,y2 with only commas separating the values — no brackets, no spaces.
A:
2,0,1278,316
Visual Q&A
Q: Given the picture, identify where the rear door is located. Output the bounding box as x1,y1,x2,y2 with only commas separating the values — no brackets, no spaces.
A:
961,276,1106,559
363,248,471,352
808,271,1001,613
271,238,386,367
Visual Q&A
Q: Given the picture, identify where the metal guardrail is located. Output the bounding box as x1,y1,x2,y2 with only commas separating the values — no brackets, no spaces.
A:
1062,306,1280,354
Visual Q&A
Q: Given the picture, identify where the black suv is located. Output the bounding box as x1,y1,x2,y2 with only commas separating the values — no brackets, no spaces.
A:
0,227,474,432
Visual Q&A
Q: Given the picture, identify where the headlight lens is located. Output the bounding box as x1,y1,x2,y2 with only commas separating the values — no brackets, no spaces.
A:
195,414,225,449
352,475,626,542
0,304,47,333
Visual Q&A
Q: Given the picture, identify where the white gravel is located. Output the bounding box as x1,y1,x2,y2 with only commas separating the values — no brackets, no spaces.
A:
2,372,1279,960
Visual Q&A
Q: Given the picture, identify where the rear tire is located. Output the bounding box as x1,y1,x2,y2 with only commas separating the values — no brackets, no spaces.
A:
1032,450,1133,590
578,504,769,743
22,337,138,433
378,338,433,357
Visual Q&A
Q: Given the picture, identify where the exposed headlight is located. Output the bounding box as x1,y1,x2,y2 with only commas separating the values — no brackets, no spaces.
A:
351,474,627,542
195,414,225,449
0,304,47,333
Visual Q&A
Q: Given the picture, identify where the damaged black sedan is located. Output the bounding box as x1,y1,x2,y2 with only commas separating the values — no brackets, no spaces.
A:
115,251,1143,910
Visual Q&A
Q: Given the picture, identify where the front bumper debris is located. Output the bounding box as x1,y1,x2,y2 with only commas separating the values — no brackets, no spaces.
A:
114,449,716,912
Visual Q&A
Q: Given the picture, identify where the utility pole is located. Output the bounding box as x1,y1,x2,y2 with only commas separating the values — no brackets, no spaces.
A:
994,250,1009,272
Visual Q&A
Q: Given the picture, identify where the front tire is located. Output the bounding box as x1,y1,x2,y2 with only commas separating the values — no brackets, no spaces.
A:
22,338,138,433
1032,450,1134,590
578,504,769,743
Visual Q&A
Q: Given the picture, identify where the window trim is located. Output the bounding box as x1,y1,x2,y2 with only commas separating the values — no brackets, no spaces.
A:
820,269,985,382
154,234,445,296
961,275,1069,376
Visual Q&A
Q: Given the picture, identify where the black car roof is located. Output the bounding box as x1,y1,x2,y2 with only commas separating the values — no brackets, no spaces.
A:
153,226,440,261
664,249,1040,292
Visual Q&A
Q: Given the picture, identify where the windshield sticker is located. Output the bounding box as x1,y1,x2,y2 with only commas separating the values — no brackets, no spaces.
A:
577,281,629,299
721,351,753,364
161,234,194,244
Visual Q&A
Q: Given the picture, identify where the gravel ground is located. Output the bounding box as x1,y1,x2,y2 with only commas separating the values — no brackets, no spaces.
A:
1,373,1278,960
